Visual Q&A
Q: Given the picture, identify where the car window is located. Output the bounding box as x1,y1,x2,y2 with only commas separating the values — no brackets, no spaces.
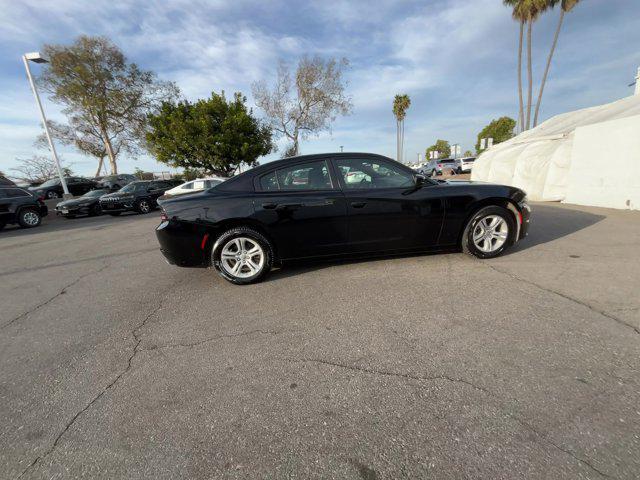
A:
181,182,194,190
335,158,414,189
193,180,206,189
206,179,223,188
4,188,31,198
260,160,333,191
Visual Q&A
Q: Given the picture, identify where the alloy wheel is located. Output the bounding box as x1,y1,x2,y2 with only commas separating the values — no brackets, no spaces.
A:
139,201,151,213
22,211,40,226
472,215,509,253
220,237,265,279
47,191,58,199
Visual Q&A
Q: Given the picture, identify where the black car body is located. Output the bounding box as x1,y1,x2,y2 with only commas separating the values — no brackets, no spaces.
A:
29,176,98,199
156,153,531,284
95,174,137,191
0,187,48,230
0,176,17,187
55,188,110,218
100,180,178,215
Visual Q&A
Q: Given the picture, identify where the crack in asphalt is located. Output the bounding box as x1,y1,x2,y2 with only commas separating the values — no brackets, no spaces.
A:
14,281,178,480
0,247,156,278
144,329,289,350
483,263,640,335
303,358,615,479
508,415,615,479
1,263,110,330
300,358,490,394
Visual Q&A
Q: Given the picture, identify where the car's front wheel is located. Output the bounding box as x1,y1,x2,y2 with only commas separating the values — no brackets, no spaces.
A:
46,190,59,199
18,208,42,228
461,206,515,259
213,227,273,285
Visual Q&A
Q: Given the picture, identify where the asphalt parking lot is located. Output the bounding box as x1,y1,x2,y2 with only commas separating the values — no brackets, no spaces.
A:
1,203,639,479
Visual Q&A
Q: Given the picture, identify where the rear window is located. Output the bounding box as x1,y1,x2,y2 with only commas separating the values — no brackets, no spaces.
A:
3,188,31,198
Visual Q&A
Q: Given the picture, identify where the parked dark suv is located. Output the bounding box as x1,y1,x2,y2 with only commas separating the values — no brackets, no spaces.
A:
99,180,178,215
95,174,137,191
29,177,98,199
0,187,48,230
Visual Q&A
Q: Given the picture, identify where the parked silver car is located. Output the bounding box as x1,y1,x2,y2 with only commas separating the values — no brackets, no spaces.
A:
420,159,456,176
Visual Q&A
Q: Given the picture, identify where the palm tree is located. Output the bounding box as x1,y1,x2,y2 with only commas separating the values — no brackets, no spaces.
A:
504,0,525,133
533,0,581,127
505,0,550,131
392,94,411,162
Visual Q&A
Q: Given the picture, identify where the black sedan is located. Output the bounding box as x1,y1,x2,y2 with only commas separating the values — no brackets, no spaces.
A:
156,153,531,285
29,176,98,199
55,188,110,218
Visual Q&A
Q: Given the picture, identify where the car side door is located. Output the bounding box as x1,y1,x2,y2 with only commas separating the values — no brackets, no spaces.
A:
252,158,349,260
332,156,445,253
0,189,10,224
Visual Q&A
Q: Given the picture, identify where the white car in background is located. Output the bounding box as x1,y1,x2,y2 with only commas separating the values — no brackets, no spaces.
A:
165,177,226,196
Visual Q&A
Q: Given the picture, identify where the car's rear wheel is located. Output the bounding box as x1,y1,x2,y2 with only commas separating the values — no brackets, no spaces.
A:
213,227,273,285
136,199,152,214
46,190,59,199
89,204,102,216
461,206,515,259
18,208,42,228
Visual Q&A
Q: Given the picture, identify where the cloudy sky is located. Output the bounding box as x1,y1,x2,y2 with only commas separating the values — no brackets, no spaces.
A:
1,0,639,178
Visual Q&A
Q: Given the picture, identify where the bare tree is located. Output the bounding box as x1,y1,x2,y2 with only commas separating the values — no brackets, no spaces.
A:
36,118,109,177
252,56,352,156
11,155,72,184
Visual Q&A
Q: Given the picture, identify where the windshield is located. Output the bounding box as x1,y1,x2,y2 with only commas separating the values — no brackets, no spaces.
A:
119,182,146,193
39,178,60,187
82,189,110,198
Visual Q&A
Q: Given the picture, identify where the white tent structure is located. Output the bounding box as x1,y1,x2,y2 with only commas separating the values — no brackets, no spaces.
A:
471,81,640,210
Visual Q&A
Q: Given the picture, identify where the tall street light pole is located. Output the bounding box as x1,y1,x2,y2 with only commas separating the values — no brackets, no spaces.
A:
22,52,70,197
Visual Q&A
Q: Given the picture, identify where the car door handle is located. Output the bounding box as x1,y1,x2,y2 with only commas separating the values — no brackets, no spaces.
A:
276,202,303,210
262,202,302,210
351,202,367,208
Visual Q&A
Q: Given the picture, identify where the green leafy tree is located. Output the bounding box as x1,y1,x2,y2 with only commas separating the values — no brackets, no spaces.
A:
393,94,411,162
463,150,474,157
475,117,516,153
40,35,179,174
426,140,451,160
146,92,274,176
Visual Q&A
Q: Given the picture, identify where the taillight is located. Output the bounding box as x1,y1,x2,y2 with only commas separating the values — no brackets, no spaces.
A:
160,209,168,222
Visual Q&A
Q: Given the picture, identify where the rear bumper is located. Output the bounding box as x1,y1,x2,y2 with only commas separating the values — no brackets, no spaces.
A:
156,220,210,267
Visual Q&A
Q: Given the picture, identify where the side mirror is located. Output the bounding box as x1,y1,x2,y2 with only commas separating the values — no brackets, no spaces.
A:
415,174,426,186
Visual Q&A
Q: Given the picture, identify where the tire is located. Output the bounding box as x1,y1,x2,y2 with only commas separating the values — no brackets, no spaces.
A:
461,206,515,259
46,190,59,199
212,227,273,285
135,199,152,214
17,208,42,228
456,167,462,174
89,204,102,216
108,212,121,216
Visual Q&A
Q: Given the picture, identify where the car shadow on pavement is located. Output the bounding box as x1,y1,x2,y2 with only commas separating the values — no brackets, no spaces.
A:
266,203,606,281
506,203,605,254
